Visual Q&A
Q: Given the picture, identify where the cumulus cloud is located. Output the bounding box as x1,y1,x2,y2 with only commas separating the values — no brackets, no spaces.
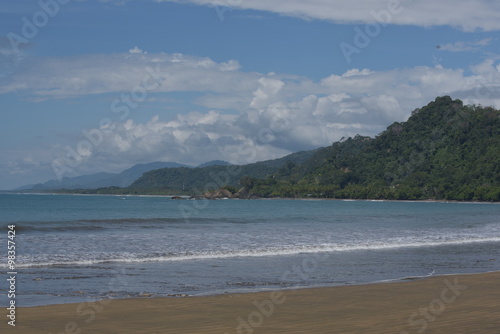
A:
156,0,500,31
250,77,285,109
2,50,500,180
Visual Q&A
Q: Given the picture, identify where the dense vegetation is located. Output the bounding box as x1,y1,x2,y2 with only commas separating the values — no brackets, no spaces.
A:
241,97,500,201
48,186,186,196
49,97,500,201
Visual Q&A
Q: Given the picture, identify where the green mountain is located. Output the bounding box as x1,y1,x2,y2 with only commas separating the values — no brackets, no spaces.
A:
242,96,500,201
129,149,318,193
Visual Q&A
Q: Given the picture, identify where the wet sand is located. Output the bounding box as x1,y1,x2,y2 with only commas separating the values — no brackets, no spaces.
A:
5,271,500,333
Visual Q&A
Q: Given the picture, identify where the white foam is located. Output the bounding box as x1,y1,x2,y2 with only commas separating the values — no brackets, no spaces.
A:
9,236,500,268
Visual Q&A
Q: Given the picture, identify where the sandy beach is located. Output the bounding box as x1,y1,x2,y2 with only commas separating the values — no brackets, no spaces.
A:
4,271,499,334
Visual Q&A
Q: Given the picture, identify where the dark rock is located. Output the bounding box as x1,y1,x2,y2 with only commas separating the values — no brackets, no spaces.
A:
171,196,184,200
188,195,205,200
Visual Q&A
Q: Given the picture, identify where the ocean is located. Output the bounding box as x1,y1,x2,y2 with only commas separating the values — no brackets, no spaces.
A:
1,193,499,307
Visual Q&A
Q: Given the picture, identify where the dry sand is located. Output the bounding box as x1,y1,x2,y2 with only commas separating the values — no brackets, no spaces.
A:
4,271,500,334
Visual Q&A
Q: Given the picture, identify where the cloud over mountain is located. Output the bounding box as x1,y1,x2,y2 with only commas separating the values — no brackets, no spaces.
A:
2,49,499,182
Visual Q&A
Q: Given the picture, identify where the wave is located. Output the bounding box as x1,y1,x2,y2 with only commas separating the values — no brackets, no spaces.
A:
13,224,107,232
6,217,265,233
7,217,207,233
11,236,500,268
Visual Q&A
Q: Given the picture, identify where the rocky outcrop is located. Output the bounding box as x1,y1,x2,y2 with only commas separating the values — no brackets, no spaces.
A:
203,189,234,199
188,195,205,200
203,187,258,199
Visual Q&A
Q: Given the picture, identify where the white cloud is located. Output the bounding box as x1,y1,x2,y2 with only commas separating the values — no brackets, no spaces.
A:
0,52,252,97
250,77,285,109
156,0,500,31
65,110,292,171
128,46,147,54
437,38,493,52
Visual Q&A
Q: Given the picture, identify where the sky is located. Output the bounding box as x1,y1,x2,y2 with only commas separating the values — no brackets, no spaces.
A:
1,0,499,190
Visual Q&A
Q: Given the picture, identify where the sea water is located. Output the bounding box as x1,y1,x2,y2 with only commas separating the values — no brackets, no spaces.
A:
0,193,499,307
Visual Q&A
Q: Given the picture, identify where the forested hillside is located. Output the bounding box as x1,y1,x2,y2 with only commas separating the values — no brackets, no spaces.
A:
242,96,500,200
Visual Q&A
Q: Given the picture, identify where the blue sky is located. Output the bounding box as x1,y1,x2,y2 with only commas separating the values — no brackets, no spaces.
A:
1,0,500,189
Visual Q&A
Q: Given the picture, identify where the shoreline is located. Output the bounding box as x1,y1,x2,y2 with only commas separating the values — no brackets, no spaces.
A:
17,268,500,308
3,191,500,204
257,196,500,204
9,271,500,333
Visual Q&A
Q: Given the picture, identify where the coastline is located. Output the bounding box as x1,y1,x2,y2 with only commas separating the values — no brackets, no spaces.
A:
8,271,500,333
4,191,500,204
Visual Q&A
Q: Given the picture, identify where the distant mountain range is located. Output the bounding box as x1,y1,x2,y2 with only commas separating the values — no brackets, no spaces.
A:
128,150,317,191
197,160,231,168
17,161,229,191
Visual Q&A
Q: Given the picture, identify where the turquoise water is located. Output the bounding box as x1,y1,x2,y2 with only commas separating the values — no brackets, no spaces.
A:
1,194,499,306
